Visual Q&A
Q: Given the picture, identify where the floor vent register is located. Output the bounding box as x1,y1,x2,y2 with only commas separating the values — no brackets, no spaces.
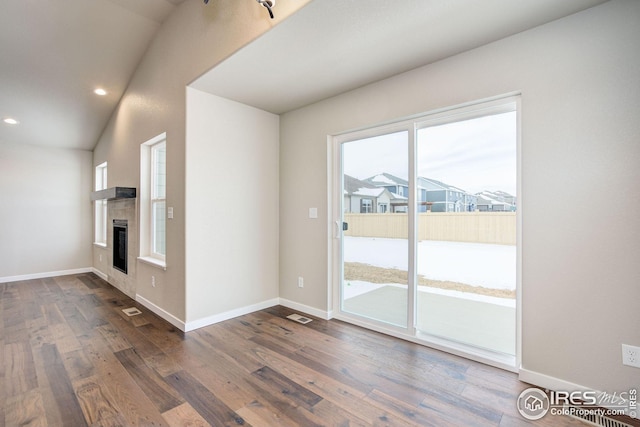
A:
286,313,313,324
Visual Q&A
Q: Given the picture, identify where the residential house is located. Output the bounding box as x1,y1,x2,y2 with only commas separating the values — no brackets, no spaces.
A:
476,190,517,212
363,173,409,212
343,174,392,213
418,177,478,212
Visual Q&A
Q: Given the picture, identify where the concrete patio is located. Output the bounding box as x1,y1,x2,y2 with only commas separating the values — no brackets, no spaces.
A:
343,282,516,355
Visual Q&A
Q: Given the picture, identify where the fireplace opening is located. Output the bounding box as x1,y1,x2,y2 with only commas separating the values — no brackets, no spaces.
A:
113,219,128,274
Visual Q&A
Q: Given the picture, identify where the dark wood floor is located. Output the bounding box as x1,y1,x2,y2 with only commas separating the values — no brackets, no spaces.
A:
1,273,590,427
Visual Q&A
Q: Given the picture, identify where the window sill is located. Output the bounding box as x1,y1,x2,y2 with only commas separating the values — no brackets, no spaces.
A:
138,256,167,271
93,242,107,248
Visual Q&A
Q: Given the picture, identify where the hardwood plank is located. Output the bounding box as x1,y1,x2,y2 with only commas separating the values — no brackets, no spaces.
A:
73,295,109,329
73,376,123,426
3,341,38,397
100,309,164,360
61,348,95,381
40,343,88,426
195,327,265,373
97,323,133,352
48,321,83,354
82,339,170,426
418,386,504,426
30,339,64,426
27,317,54,350
163,370,250,427
305,399,372,427
365,388,459,427
251,365,323,410
136,322,185,352
114,347,184,413
166,335,274,413
4,388,47,427
143,352,182,378
235,402,297,427
77,274,101,289
162,402,210,427
241,374,328,427
249,346,397,425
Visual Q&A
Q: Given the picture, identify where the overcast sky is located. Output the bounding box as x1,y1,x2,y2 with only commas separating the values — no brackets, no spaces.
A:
343,111,516,195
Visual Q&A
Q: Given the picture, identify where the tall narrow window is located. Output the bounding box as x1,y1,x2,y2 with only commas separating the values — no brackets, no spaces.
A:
151,141,166,258
94,162,107,245
140,133,167,266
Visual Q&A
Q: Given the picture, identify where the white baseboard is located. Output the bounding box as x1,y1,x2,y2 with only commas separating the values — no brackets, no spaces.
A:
136,294,186,331
184,298,281,332
0,267,93,284
519,368,593,393
92,268,108,281
278,298,331,320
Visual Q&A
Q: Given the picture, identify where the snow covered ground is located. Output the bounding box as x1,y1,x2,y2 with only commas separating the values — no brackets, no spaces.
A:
343,236,516,290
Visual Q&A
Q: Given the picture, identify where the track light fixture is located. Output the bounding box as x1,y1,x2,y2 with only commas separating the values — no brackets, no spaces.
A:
203,0,275,19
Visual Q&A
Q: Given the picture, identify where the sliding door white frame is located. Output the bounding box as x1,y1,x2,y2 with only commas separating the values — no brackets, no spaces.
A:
328,93,522,372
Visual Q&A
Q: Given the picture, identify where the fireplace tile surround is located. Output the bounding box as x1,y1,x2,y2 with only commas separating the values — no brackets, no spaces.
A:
104,198,137,298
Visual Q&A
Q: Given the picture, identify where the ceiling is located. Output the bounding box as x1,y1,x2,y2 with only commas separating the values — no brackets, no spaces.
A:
0,0,185,151
192,0,609,114
1,0,608,151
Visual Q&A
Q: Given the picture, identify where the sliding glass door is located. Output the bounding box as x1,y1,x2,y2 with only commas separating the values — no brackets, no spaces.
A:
340,131,409,328
415,111,517,356
334,97,519,366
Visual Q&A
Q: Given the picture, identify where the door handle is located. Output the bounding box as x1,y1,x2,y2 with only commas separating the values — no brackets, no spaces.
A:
335,221,349,238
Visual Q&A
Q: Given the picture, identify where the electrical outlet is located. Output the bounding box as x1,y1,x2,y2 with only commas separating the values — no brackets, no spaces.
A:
99,254,102,262
298,277,304,288
622,344,640,368
151,276,156,288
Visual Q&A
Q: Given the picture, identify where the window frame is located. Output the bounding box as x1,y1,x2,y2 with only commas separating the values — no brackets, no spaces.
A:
94,162,107,246
139,133,167,269
330,93,521,371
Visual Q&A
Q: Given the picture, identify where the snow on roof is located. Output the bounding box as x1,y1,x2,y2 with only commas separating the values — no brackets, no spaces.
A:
353,187,385,197
390,192,407,200
371,174,397,184
477,192,511,206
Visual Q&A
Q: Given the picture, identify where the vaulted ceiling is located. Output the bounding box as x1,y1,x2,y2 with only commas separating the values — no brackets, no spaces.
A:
0,0,185,151
1,0,608,151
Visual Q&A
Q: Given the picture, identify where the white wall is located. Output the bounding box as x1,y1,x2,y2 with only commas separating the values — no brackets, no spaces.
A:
185,88,279,327
279,0,640,394
0,142,92,280
92,0,311,324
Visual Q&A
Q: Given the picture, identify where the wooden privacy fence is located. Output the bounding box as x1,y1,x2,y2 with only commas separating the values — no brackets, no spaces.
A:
343,212,516,245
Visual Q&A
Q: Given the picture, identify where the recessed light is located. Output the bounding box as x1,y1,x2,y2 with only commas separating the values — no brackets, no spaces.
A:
3,117,19,125
94,88,107,96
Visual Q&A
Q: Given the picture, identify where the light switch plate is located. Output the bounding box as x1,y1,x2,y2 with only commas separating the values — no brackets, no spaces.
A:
309,207,318,219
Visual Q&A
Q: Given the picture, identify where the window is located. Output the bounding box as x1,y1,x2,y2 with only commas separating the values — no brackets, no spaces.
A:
94,162,107,245
140,133,167,266
360,198,373,213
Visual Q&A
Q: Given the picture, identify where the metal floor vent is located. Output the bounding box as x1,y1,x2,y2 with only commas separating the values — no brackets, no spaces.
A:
122,307,143,317
286,313,313,324
564,405,633,427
